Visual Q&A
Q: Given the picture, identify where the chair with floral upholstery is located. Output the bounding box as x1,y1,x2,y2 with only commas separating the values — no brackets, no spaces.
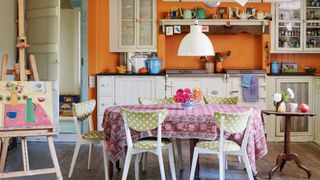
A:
189,108,254,180
68,99,109,180
203,96,239,105
120,108,176,180
138,97,183,171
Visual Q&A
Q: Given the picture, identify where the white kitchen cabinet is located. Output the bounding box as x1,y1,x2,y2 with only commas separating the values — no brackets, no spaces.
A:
97,75,165,130
266,76,315,142
271,0,320,53
227,75,267,109
165,76,227,98
109,0,157,52
314,77,320,145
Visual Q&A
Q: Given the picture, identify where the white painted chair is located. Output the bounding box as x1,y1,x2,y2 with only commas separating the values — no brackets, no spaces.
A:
120,108,176,180
68,99,109,180
138,97,183,171
189,109,254,180
203,95,241,168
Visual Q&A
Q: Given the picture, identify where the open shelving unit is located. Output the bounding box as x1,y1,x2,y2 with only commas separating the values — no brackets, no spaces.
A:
159,19,270,35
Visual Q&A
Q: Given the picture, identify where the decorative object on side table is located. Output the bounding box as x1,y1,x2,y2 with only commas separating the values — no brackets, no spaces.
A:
273,88,294,112
174,88,202,110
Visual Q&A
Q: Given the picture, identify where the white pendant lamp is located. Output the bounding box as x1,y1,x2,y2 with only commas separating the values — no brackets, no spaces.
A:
178,21,215,56
235,0,249,6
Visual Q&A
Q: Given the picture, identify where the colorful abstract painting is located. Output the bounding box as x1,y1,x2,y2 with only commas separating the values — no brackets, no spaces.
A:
0,81,53,128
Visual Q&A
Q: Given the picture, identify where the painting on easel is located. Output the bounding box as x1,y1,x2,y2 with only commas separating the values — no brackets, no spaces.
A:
0,81,53,128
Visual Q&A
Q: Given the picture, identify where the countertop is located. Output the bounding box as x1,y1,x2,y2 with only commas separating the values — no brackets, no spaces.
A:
97,72,165,76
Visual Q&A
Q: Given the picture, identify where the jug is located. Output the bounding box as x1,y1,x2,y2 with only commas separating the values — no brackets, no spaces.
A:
129,54,148,74
196,8,207,19
183,9,196,19
146,55,162,74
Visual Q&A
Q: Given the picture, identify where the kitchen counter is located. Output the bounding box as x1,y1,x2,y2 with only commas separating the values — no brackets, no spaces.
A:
97,72,165,76
268,73,315,76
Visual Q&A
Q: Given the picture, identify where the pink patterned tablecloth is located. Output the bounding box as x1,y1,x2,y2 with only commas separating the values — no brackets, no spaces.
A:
103,104,268,173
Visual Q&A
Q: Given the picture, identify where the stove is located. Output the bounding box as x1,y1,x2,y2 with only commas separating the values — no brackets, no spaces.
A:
225,69,266,74
166,69,208,74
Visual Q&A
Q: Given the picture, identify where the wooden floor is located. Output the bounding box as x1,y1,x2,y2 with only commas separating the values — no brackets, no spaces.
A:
3,141,320,180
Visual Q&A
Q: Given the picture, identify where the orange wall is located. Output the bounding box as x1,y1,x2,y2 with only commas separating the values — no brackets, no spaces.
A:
88,0,320,128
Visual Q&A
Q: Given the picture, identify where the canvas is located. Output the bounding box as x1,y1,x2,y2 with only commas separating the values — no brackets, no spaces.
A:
0,81,53,128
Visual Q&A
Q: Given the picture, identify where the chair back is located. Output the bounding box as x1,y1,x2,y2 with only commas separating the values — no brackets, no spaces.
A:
73,99,96,121
214,108,253,151
204,96,238,105
120,108,168,132
120,108,168,149
72,100,96,134
138,97,175,105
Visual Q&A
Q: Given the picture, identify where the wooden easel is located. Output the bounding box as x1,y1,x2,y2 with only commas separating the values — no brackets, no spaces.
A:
0,0,62,179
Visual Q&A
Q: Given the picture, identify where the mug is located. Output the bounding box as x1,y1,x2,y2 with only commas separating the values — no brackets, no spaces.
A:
183,9,196,19
256,12,265,20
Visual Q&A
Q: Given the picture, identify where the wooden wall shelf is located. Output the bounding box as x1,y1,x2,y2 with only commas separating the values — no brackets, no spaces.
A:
160,19,270,35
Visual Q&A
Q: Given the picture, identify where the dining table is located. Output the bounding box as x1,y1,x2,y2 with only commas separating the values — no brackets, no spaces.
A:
102,103,268,178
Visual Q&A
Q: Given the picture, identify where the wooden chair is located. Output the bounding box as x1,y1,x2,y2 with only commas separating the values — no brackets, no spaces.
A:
189,109,254,180
68,99,109,180
120,108,176,180
138,97,183,171
203,96,239,105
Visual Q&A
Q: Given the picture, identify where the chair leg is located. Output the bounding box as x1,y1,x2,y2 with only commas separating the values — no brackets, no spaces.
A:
121,150,133,180
168,144,176,180
225,154,228,170
176,139,183,171
135,154,141,180
189,148,199,180
68,142,81,178
157,149,166,180
242,154,254,180
102,142,109,180
142,152,147,172
238,156,242,163
219,152,225,180
88,143,92,170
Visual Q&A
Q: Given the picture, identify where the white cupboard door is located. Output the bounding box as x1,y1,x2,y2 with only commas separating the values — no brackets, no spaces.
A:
26,0,60,129
115,77,156,105
206,77,227,97
137,0,156,49
275,78,314,138
120,0,136,48
314,77,320,144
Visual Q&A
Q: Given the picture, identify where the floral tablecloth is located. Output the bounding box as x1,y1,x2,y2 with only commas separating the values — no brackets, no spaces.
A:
102,104,268,173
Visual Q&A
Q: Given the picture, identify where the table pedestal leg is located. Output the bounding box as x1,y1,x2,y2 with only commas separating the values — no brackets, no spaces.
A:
269,116,311,179
190,139,199,179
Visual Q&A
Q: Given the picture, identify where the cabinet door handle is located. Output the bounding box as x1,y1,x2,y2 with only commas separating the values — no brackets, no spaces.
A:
230,90,239,94
211,90,218,95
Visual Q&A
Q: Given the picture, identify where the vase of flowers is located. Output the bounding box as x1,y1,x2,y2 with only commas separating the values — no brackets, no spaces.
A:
174,88,202,110
273,88,294,112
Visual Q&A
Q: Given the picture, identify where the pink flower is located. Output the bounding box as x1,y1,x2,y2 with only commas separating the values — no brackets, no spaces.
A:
184,88,191,94
176,89,184,95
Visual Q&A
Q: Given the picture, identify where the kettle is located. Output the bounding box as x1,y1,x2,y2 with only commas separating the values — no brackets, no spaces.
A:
146,55,162,74
129,54,148,74
196,8,208,19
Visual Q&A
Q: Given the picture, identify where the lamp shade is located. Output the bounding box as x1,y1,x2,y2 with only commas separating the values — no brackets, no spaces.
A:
178,25,215,56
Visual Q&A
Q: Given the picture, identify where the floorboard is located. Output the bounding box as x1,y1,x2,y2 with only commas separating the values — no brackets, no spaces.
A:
3,140,320,180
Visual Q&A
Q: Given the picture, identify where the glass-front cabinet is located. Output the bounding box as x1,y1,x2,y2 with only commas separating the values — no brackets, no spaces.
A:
276,0,302,51
273,0,320,52
110,0,156,52
305,0,320,51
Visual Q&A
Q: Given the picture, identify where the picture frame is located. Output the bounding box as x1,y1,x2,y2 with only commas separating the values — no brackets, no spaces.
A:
217,7,228,19
174,25,181,34
166,26,174,36
246,7,256,16
228,7,239,19
59,95,80,116
202,26,209,33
